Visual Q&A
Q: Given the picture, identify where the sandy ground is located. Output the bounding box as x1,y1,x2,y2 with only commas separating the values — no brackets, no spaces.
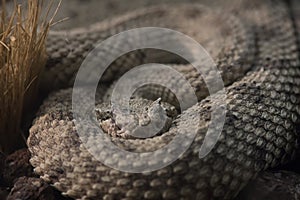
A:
42,0,300,32
5,0,300,31
51,0,210,30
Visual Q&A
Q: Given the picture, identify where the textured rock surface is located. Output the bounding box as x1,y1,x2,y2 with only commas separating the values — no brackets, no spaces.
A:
236,171,300,200
2,148,35,186
7,177,72,200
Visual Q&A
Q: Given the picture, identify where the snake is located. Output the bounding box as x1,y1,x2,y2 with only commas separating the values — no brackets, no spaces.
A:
27,0,300,199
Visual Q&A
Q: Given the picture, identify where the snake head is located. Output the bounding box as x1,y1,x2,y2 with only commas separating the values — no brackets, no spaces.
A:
96,99,177,138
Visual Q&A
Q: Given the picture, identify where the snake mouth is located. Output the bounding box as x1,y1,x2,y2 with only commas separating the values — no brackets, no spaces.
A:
99,117,134,138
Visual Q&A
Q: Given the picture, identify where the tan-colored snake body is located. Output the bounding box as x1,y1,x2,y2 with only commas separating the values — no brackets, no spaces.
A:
28,1,300,199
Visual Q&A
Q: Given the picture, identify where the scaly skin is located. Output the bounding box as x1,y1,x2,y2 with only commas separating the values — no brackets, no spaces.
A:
28,1,300,199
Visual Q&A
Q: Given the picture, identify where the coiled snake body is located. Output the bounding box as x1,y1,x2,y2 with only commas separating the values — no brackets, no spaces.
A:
28,0,300,199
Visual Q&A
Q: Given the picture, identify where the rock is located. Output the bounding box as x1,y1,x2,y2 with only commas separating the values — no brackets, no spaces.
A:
7,176,72,200
0,186,10,200
3,148,35,186
236,170,300,200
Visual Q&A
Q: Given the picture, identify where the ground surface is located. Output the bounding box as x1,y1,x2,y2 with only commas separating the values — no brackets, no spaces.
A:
51,0,300,31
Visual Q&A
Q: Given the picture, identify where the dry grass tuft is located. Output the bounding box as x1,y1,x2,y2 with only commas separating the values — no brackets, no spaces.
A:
0,0,54,154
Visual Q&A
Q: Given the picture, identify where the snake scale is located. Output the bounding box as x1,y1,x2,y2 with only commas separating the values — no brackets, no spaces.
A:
28,0,300,199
